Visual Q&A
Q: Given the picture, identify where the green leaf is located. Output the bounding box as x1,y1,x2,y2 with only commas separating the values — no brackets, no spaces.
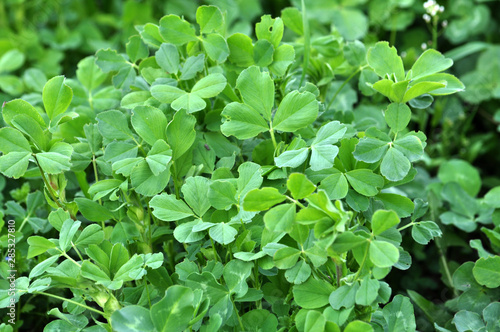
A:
111,306,154,332
74,224,104,247
227,33,254,67
208,180,237,210
196,5,223,33
367,42,405,81
243,187,286,211
75,197,114,222
310,145,339,171
287,173,316,200
151,286,195,331
223,260,252,297
355,278,380,306
345,169,384,197
344,321,373,332
121,91,151,109
131,106,167,146
242,310,278,331
95,49,128,72
236,66,275,121
312,121,347,146
131,159,170,196
285,260,312,284
42,76,73,121
369,240,399,268
274,247,301,269
329,282,359,310
202,34,230,63
155,43,179,74
126,35,149,63
282,7,303,35
269,44,295,76
253,40,274,67
11,114,47,151
97,110,133,140
372,210,400,236
29,255,59,279
166,109,196,160
319,172,349,200
376,193,414,218
452,311,485,332
2,99,46,128
81,261,111,284
402,81,446,103
76,56,106,92
275,148,309,168
181,176,211,217
0,127,31,155
159,15,197,45
411,49,453,80
304,311,326,332
150,193,194,221
385,103,411,132
0,49,25,73
104,142,138,164
191,73,227,98
0,151,30,178
180,54,205,81
221,102,268,140
472,256,500,288
293,278,335,309
36,152,71,174
209,223,237,245
27,236,56,259
383,295,416,332
413,73,464,95
264,204,295,233
146,140,172,176
394,135,424,162
438,160,481,197
237,162,263,199
380,147,410,181
151,84,185,104
484,186,500,208
353,137,389,163
411,221,442,245
59,219,81,252
273,91,318,132
256,15,284,48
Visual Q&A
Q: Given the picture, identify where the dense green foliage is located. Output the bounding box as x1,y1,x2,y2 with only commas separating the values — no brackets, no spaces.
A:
0,0,499,331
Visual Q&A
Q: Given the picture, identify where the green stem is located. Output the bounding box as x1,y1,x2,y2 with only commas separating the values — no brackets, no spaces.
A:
432,17,438,49
60,251,81,268
210,238,219,262
269,128,278,150
36,291,106,317
299,0,310,88
231,299,245,331
286,196,306,209
397,221,415,232
71,242,84,262
326,66,364,111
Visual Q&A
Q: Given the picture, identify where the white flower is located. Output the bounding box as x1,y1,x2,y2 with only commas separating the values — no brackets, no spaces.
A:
421,43,428,50
423,0,444,17
423,14,431,22
442,20,448,27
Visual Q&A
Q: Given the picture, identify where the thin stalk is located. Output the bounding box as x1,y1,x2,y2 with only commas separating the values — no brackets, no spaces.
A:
60,251,81,268
299,0,310,88
286,196,306,209
231,299,245,331
71,242,84,262
36,291,106,317
326,66,365,111
210,238,219,262
269,128,278,150
432,16,438,49
397,222,415,232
